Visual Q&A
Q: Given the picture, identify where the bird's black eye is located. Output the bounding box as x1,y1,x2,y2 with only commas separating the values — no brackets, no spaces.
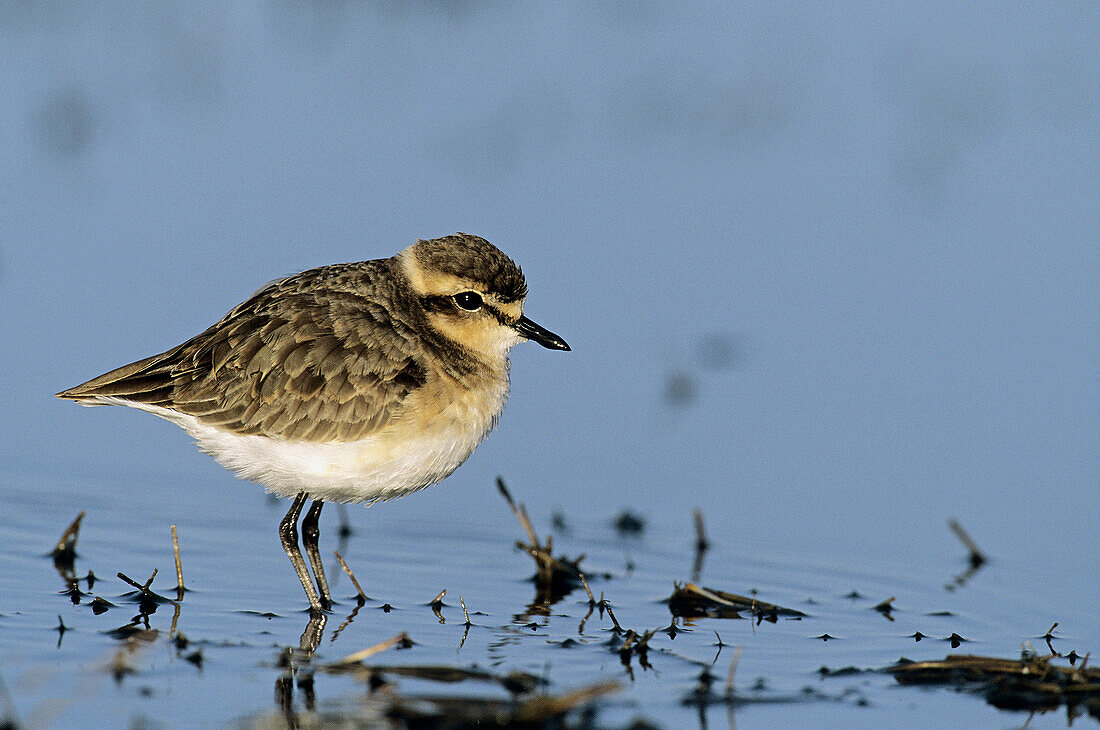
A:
453,291,483,311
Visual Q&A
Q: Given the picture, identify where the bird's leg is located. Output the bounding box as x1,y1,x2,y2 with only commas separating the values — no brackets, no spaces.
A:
279,492,324,614
301,500,332,611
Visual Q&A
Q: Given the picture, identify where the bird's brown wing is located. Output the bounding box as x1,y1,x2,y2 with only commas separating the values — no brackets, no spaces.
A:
57,261,428,442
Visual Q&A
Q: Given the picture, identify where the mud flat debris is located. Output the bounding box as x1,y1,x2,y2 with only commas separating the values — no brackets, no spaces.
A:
885,651,1100,719
320,633,618,728
667,582,806,622
498,478,586,602
384,680,619,728
50,511,86,571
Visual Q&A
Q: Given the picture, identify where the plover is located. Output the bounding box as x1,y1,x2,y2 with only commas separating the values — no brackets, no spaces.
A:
57,233,569,613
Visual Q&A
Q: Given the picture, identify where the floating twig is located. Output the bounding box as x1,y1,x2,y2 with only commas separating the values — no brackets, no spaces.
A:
668,582,805,620
328,632,411,667
885,652,1100,714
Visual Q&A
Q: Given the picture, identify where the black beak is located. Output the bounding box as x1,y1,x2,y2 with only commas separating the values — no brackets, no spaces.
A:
514,316,570,351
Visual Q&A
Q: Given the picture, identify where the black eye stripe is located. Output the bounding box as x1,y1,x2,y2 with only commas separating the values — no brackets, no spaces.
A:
421,293,510,324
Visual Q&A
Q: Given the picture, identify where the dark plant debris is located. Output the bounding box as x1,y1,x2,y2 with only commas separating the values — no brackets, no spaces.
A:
43,488,1099,727
498,478,586,605
613,510,646,537
429,588,447,623
945,518,988,591
818,665,871,677
667,582,806,622
117,569,178,614
885,651,1100,720
945,632,968,648
947,518,987,568
323,631,556,701
333,550,368,604
376,679,619,729
169,525,187,600
687,650,869,709
50,511,85,570
1043,622,1059,654
690,509,708,582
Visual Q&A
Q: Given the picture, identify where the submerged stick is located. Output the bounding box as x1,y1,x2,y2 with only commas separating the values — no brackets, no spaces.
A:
329,632,410,667
693,509,709,552
334,551,368,602
52,511,86,562
497,477,539,546
948,518,987,567
118,568,179,607
579,572,596,606
725,646,743,696
171,525,185,600
118,569,158,592
430,589,446,623
604,603,623,632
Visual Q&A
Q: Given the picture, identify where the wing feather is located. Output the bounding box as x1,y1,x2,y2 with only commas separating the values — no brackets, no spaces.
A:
56,260,429,442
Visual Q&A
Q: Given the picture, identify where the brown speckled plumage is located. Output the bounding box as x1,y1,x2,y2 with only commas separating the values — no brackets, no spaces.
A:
57,234,525,442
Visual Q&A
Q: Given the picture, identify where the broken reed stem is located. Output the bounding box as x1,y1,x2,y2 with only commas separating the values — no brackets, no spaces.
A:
514,681,620,721
948,518,987,566
171,525,184,599
497,477,540,546
53,511,86,556
334,551,368,601
116,568,158,592
604,603,623,632
117,568,179,606
579,572,596,605
329,632,410,666
725,646,743,696
693,509,709,552
460,596,471,625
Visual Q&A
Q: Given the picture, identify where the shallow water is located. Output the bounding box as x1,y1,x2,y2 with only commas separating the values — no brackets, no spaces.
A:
2,463,1096,727
2,2,1099,727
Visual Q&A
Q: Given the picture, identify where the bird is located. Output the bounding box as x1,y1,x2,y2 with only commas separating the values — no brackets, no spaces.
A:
57,233,570,614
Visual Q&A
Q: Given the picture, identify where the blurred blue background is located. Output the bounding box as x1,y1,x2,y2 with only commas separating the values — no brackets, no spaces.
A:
2,3,1097,601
